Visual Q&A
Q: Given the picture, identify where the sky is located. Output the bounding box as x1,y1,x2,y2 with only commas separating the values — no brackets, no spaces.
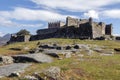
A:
0,0,120,36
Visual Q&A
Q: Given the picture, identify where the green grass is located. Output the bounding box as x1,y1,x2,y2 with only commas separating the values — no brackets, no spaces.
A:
1,38,120,55
21,55,120,80
1,38,120,80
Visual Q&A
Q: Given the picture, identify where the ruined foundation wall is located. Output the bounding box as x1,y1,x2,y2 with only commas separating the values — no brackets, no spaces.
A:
9,35,30,43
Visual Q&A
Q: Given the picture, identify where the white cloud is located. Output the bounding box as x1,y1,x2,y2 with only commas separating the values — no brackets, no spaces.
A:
113,33,120,36
83,10,99,19
0,17,15,27
31,0,120,11
11,7,68,21
0,7,77,21
0,6,120,29
0,7,77,28
0,16,43,27
83,9,120,19
0,32,5,37
15,23,43,28
102,9,120,19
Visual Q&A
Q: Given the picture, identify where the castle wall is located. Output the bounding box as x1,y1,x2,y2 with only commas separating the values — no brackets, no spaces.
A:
48,21,65,29
79,19,89,24
30,32,56,41
24,35,31,42
48,22,59,28
99,22,106,35
37,28,58,35
105,24,112,35
79,23,92,39
60,22,65,27
92,22,105,38
66,17,79,27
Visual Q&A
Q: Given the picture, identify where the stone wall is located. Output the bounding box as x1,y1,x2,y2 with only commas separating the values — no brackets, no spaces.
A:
48,21,65,29
37,28,58,35
115,36,120,40
66,17,79,27
105,24,112,35
92,22,106,38
8,35,30,43
79,19,89,24
60,22,65,27
79,22,92,39
31,26,93,40
24,35,31,42
30,32,56,41
100,22,106,35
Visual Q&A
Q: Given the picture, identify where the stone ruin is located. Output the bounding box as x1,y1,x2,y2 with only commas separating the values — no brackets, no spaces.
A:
48,21,65,29
8,34,30,44
35,16,113,39
8,16,113,43
65,17,112,39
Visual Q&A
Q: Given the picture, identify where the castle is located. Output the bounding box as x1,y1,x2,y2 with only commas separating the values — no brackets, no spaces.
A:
34,17,112,40
8,16,113,43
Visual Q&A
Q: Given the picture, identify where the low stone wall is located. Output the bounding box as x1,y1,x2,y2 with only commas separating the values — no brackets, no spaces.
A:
8,35,30,44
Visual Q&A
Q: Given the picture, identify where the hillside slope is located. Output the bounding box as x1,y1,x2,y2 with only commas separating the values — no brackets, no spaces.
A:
0,34,11,45
1,38,120,80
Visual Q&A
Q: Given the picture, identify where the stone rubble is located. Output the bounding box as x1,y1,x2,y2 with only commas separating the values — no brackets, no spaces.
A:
0,56,14,64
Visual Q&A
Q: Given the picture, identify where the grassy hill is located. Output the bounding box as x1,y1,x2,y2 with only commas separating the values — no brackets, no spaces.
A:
1,38,120,80
1,38,120,55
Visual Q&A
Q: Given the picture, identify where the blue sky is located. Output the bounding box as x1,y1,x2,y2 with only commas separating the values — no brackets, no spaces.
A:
0,0,120,36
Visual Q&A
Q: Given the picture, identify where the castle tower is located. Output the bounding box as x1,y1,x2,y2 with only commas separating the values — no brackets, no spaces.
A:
66,16,79,27
99,22,106,35
48,21,65,29
89,17,93,24
105,24,113,35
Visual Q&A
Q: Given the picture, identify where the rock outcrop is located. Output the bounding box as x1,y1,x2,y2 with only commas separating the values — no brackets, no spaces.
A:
0,63,31,77
12,53,53,63
0,56,14,64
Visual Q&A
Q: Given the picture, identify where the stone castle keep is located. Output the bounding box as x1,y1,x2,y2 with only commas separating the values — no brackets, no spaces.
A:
9,17,113,43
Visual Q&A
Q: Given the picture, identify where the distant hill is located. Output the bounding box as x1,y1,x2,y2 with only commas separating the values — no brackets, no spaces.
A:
0,34,11,45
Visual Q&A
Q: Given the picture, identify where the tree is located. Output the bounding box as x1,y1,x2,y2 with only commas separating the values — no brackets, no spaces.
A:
16,29,30,36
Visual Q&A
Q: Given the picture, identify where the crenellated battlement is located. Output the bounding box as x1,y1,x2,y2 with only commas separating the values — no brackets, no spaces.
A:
48,21,65,29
